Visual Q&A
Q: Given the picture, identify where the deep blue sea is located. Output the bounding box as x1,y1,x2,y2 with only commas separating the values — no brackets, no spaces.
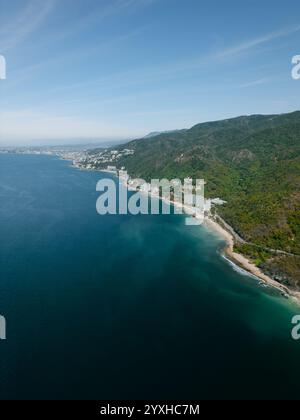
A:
0,153,300,400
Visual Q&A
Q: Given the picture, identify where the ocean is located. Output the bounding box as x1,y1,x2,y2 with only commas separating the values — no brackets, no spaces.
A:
0,153,299,400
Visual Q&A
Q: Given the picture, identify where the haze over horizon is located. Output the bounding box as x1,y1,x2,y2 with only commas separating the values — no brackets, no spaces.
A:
1,0,300,146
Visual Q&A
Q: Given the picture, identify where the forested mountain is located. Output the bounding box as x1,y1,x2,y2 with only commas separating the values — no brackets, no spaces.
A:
92,112,300,289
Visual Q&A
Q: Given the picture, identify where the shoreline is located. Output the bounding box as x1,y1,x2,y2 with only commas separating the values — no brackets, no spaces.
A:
204,217,300,304
12,155,300,305
92,163,300,305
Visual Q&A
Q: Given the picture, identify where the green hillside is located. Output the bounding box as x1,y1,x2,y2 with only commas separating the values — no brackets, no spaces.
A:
91,111,300,289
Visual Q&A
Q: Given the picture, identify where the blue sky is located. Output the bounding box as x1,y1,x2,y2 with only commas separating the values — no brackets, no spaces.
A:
0,0,300,145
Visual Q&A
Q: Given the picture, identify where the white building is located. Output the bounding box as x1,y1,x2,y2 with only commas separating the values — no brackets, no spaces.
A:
211,198,227,205
203,199,212,213
107,166,117,172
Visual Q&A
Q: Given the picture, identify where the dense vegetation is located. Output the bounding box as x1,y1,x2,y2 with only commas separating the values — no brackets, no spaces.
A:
92,112,300,289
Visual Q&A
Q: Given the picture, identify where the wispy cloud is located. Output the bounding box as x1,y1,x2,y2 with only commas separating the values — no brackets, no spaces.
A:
9,22,295,98
2,15,297,144
238,77,270,88
6,24,149,89
216,24,300,59
0,0,57,52
32,0,157,47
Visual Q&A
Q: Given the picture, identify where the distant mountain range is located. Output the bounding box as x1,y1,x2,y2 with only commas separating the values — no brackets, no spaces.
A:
89,111,300,289
143,129,187,139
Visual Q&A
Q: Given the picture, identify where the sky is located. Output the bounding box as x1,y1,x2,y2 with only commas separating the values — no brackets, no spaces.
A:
0,0,300,145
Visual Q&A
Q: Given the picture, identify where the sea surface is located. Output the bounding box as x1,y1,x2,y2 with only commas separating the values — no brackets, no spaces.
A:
0,153,300,400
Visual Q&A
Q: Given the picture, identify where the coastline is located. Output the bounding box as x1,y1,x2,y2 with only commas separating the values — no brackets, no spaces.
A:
204,217,300,304
14,155,300,305
93,162,300,305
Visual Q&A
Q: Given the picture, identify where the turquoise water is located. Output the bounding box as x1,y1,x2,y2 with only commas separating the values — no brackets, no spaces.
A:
0,153,299,400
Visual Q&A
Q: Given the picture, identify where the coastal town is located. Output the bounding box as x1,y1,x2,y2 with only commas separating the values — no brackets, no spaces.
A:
0,145,135,170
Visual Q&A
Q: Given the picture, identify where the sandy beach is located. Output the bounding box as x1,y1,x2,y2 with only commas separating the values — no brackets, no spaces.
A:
204,217,300,304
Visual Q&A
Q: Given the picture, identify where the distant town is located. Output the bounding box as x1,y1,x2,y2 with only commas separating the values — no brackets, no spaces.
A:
0,146,135,171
